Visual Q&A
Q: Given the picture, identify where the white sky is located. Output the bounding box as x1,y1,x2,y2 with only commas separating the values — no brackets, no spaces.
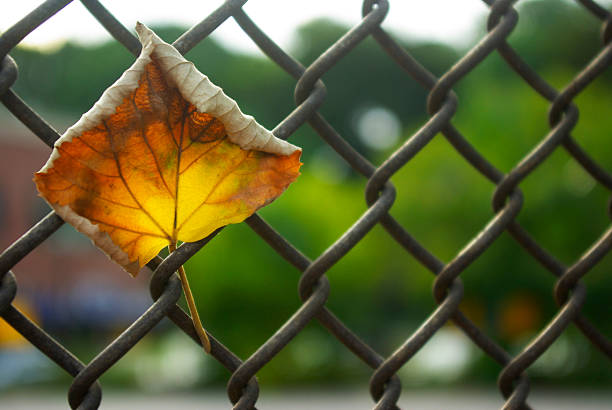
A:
1,0,493,54
2,1,611,54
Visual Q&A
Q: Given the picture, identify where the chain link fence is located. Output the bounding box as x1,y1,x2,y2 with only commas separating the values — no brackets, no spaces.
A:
1,0,611,408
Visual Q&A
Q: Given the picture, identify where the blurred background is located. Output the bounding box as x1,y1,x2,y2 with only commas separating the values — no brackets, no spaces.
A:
1,0,611,406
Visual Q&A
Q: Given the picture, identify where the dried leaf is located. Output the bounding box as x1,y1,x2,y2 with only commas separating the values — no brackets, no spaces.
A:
34,24,301,275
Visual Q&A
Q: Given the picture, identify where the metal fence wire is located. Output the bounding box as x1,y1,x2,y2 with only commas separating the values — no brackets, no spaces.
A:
1,0,611,408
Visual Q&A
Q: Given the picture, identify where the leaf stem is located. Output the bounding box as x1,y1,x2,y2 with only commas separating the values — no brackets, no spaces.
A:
169,242,211,353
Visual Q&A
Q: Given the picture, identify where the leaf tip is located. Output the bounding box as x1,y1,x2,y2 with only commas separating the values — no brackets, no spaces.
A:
135,22,154,47
135,21,146,34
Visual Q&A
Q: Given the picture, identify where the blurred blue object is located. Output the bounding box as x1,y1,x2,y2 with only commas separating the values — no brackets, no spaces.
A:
0,348,55,389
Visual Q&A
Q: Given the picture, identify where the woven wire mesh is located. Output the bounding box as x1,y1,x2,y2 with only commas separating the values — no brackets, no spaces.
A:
1,0,611,408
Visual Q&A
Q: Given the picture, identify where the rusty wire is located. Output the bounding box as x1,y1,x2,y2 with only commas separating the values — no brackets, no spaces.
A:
1,0,611,409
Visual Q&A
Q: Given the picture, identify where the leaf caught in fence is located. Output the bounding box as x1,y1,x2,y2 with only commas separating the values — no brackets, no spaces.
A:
34,23,302,276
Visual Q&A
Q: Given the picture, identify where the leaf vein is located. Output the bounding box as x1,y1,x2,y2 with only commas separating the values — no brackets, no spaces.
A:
89,218,166,238
130,85,174,199
48,171,141,210
103,119,171,239
57,146,120,178
177,138,226,176
173,101,190,239
176,152,249,232
180,112,217,154
75,137,114,159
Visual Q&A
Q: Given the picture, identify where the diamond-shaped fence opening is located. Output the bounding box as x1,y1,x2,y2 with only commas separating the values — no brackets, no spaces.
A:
1,0,611,409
